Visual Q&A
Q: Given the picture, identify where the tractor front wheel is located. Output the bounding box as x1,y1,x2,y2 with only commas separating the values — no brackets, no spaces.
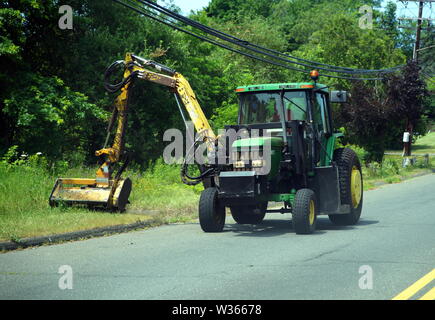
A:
230,202,267,225
292,189,317,234
199,187,226,232
328,148,363,226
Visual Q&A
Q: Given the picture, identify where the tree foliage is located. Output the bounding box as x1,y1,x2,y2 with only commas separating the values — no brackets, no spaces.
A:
3,73,107,160
388,62,429,122
0,0,431,166
338,82,393,163
339,61,430,162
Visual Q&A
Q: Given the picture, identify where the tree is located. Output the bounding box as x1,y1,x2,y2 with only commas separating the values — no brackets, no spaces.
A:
338,82,394,163
386,61,430,154
206,0,278,20
2,73,107,160
338,61,430,162
419,22,434,76
0,0,192,164
292,13,406,88
379,1,399,47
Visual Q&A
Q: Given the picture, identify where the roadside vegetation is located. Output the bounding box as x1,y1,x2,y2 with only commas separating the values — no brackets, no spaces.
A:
362,155,433,190
342,132,435,190
0,148,201,241
404,131,435,154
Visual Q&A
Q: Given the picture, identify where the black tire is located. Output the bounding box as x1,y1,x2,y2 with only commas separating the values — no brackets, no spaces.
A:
328,148,363,226
230,202,267,224
199,187,225,232
292,189,317,234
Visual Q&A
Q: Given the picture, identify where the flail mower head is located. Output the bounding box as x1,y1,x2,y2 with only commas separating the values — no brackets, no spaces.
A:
49,177,132,211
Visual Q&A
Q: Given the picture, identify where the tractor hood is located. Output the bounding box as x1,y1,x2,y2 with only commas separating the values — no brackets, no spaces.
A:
232,137,284,149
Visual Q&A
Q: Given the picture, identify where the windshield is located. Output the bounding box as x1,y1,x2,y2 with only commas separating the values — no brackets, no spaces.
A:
239,91,308,124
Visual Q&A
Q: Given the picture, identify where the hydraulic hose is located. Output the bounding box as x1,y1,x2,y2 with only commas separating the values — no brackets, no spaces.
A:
104,60,138,93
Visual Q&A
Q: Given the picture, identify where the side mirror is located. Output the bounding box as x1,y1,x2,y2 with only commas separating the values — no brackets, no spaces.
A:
330,90,348,103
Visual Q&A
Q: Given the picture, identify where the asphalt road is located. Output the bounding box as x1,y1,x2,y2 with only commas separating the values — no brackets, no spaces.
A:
1,174,434,300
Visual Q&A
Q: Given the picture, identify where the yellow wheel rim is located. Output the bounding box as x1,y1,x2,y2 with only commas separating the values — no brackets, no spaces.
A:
309,200,315,225
351,166,362,208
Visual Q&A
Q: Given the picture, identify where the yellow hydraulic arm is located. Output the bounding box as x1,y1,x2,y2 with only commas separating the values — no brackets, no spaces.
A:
129,53,217,149
49,53,217,211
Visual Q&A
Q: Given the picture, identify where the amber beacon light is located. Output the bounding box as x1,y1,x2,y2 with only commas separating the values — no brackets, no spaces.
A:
310,70,319,82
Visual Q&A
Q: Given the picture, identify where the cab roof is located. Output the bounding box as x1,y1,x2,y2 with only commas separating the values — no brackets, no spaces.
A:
235,83,328,93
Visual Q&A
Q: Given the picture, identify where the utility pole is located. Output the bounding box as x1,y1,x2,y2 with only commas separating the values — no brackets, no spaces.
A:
413,1,424,61
404,2,423,158
396,0,433,161
396,0,434,62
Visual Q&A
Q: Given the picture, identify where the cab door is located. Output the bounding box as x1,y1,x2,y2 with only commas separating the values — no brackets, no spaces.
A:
312,92,332,166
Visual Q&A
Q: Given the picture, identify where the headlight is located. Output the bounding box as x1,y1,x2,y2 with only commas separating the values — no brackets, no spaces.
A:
252,159,265,168
234,161,245,168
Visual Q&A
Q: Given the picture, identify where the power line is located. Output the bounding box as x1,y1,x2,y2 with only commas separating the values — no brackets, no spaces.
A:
112,0,315,77
136,0,404,76
112,0,401,80
138,0,403,75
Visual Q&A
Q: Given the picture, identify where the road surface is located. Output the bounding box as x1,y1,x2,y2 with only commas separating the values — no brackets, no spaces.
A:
1,174,434,300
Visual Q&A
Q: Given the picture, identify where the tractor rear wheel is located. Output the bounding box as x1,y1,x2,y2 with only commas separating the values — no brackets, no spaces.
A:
199,187,226,232
328,148,363,226
292,189,317,234
230,202,267,224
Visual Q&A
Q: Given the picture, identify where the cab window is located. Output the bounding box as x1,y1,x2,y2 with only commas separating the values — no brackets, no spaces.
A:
239,91,308,124
314,93,330,134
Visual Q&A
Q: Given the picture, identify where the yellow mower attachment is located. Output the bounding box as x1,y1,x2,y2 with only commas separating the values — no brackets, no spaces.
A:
49,177,132,211
48,52,219,211
49,53,138,212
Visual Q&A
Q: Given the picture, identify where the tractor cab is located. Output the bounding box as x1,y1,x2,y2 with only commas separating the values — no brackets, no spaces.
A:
231,82,335,172
213,80,357,233
236,83,332,141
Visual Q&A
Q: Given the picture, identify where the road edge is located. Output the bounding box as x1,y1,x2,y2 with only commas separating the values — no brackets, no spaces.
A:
366,169,434,190
0,218,162,252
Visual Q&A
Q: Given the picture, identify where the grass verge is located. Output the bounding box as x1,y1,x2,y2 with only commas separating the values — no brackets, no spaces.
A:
386,131,435,155
0,159,201,242
412,131,435,154
362,155,433,190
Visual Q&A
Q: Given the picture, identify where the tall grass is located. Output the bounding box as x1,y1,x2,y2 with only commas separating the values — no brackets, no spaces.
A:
127,158,202,221
362,155,433,189
0,153,201,241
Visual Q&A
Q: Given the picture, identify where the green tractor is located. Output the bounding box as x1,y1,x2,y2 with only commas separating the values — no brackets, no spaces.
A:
197,75,363,234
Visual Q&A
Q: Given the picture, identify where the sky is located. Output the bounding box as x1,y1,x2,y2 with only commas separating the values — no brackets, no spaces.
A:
389,0,433,19
160,0,210,14
164,0,433,19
